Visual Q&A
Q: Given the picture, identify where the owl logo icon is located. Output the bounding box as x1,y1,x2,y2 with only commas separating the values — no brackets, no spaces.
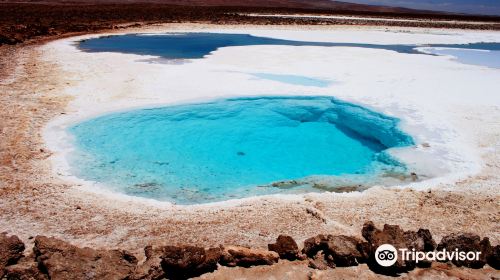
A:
375,244,398,267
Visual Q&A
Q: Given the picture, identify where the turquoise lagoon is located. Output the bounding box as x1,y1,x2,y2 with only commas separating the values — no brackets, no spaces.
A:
68,97,414,204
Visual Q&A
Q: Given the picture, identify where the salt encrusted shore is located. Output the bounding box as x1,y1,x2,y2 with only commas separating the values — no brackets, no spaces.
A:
0,23,499,279
44,24,500,191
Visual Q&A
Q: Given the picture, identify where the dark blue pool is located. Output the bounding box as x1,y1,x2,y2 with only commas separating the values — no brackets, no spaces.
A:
78,33,422,59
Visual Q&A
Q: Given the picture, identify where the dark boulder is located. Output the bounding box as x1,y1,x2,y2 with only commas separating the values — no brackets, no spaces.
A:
437,233,490,269
403,229,436,268
160,245,221,280
487,245,499,270
324,235,365,267
302,234,366,269
0,233,25,278
219,245,279,267
417,229,437,252
0,34,22,45
3,256,48,280
34,236,137,280
268,235,301,261
357,241,372,261
361,221,378,244
361,221,436,275
302,234,328,258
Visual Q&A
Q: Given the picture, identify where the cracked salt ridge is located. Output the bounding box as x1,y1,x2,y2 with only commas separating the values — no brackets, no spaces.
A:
67,96,415,204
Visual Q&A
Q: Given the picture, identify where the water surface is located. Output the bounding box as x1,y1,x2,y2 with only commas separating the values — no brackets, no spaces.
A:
251,73,332,87
78,33,420,58
68,96,414,204
79,33,500,68
419,47,500,68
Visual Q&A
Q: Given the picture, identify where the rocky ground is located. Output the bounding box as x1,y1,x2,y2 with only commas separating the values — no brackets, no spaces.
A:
1,221,498,279
1,3,500,46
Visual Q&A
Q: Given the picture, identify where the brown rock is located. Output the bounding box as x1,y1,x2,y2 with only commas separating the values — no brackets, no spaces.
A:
362,222,408,249
437,233,490,269
487,245,499,270
160,245,221,280
357,241,372,261
362,222,408,274
417,229,437,252
131,246,165,280
302,234,371,268
324,235,365,267
308,251,330,270
220,245,279,267
0,233,25,278
361,221,378,244
268,235,301,261
303,234,366,268
403,229,436,268
361,221,436,275
3,256,48,280
302,234,328,257
34,236,137,280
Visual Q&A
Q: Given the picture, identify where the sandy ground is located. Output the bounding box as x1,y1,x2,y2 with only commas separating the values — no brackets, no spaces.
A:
0,23,499,278
241,13,500,25
197,261,500,279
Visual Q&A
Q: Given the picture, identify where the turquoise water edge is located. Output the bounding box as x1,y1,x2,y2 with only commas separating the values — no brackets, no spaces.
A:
68,96,414,204
251,73,332,87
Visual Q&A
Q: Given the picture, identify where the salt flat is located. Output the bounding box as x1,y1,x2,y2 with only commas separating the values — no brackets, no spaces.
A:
44,25,500,199
1,24,499,259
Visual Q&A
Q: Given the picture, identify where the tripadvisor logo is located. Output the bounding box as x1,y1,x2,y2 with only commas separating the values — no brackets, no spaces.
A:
374,244,481,267
375,244,398,267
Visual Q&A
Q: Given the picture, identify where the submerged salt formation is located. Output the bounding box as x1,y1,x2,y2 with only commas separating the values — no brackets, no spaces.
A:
68,96,414,204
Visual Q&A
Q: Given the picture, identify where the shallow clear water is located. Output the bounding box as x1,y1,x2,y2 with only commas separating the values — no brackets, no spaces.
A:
251,73,332,87
431,42,500,51
68,96,414,204
420,48,500,69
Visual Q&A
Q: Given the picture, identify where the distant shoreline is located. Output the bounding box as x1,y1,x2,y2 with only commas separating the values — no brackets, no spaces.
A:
1,2,500,47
